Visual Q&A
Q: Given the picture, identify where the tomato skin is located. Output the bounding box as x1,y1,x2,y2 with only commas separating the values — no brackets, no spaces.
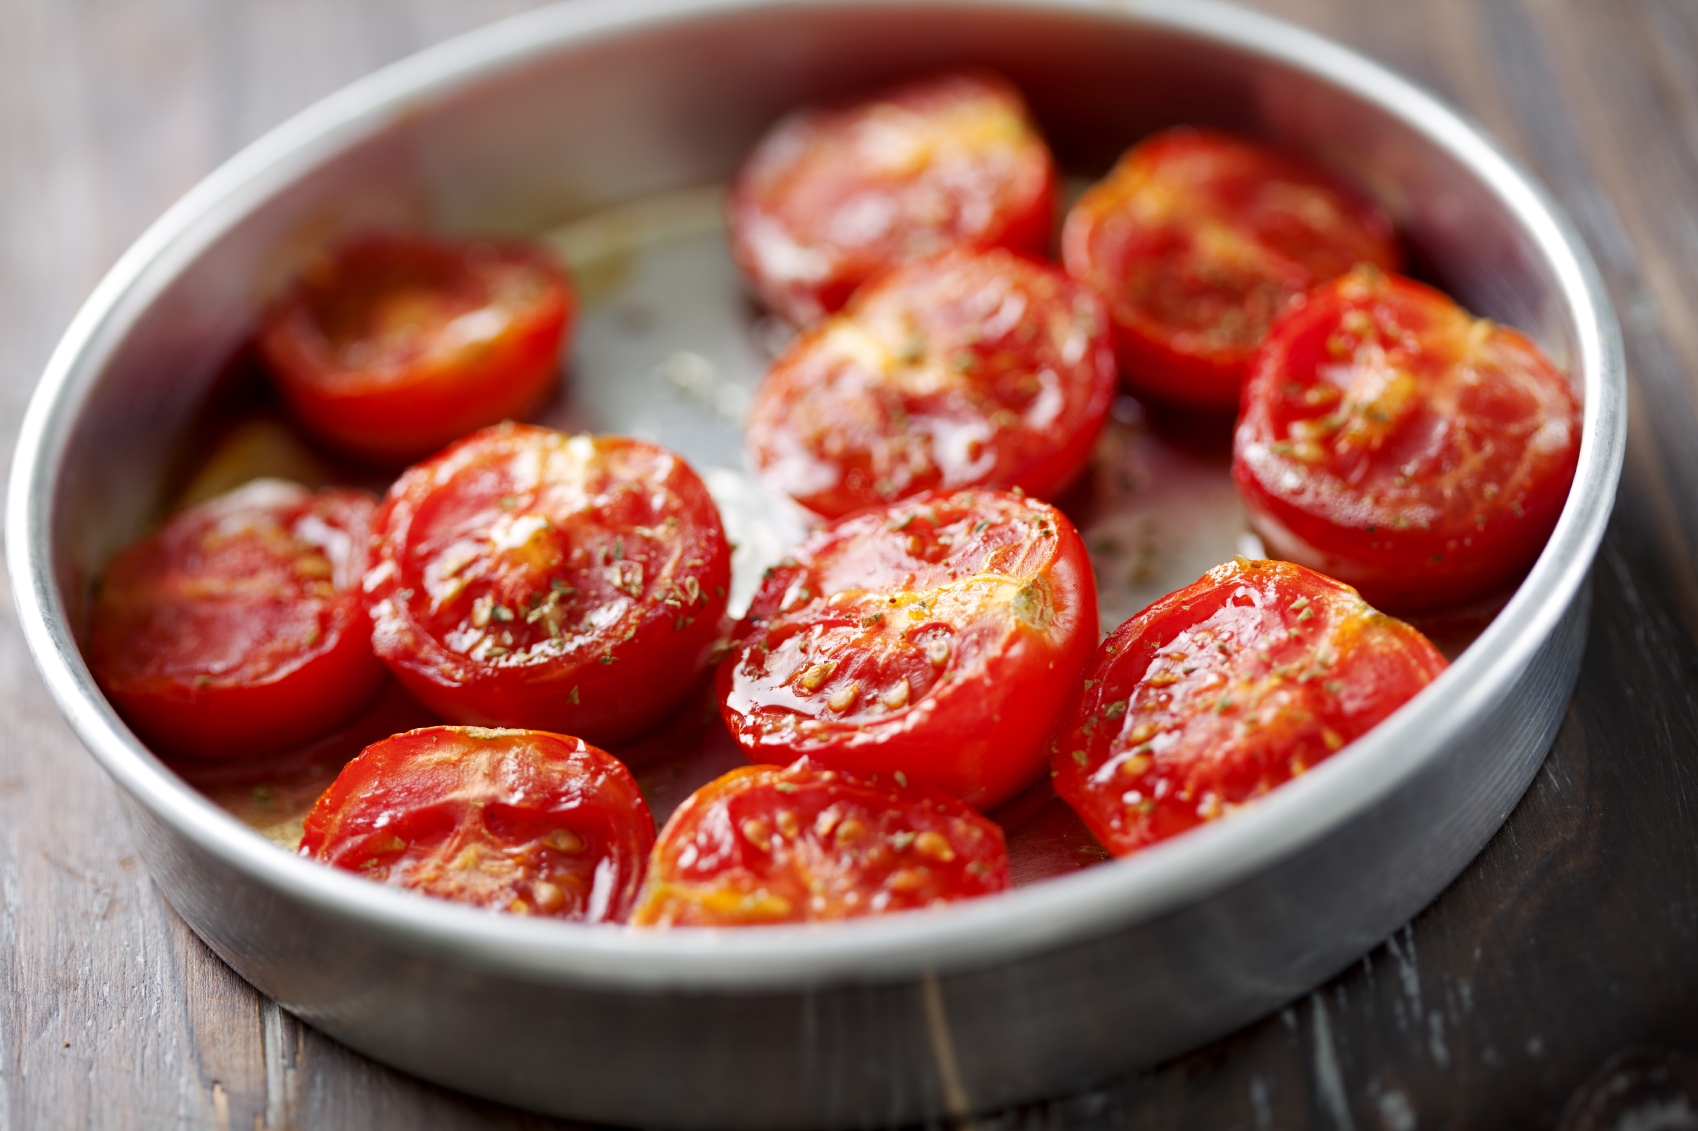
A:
718,489,1098,810
87,479,385,759
300,726,654,922
632,757,1009,926
745,248,1117,518
728,71,1057,327
1062,128,1401,409
1233,268,1582,611
365,425,731,744
1053,558,1447,856
258,235,573,463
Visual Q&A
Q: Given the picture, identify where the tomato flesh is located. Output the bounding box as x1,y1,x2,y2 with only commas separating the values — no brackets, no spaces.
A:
87,479,385,758
365,425,731,744
745,248,1117,517
1062,128,1401,409
259,235,573,463
300,726,654,921
1052,558,1447,855
1233,267,1582,610
729,71,1056,326
632,757,1009,926
719,488,1097,810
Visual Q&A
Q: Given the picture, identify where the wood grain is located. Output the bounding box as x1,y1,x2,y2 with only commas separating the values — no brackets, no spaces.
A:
4,1,1698,1128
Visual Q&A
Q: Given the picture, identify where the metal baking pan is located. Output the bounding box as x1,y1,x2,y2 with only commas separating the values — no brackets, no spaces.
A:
6,1,1626,1126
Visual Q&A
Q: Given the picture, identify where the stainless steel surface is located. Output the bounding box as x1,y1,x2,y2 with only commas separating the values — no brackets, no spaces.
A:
5,1,1626,1126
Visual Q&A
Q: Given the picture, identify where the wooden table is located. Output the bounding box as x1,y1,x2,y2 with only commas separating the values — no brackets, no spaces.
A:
4,1,1697,1127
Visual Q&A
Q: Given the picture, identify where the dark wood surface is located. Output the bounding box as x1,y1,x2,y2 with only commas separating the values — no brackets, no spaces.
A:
4,1,1698,1128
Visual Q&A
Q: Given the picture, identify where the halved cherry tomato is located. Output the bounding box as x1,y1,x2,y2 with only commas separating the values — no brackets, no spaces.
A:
745,248,1117,518
1052,558,1447,856
1062,128,1401,409
728,71,1056,327
631,757,1009,926
300,725,654,922
87,479,385,759
718,488,1097,810
365,424,731,744
1233,267,1582,610
258,235,573,463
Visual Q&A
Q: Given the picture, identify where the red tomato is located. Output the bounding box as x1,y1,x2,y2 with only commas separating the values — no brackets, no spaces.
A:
1052,558,1448,856
1062,128,1401,409
744,248,1117,518
1233,267,1582,610
258,235,573,463
300,726,654,921
365,424,731,744
631,757,1009,926
86,479,385,758
718,489,1097,810
728,71,1056,326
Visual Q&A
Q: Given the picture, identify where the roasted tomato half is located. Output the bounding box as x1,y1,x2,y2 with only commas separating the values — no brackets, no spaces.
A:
728,71,1056,326
632,757,1009,926
718,489,1097,810
300,726,654,921
1053,558,1447,856
258,234,574,463
745,248,1117,518
1233,267,1582,611
1062,127,1401,409
87,479,384,759
365,425,731,743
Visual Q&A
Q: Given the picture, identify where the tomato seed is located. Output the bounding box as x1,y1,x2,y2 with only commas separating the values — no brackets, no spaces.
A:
545,829,584,854
915,832,955,862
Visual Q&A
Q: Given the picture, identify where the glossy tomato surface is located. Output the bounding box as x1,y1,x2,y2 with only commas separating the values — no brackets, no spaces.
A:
719,488,1097,810
1062,128,1401,409
87,479,385,759
1052,558,1447,856
366,425,730,743
728,71,1056,327
258,235,573,463
300,726,654,921
745,248,1117,518
1233,267,1582,610
632,757,1009,926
